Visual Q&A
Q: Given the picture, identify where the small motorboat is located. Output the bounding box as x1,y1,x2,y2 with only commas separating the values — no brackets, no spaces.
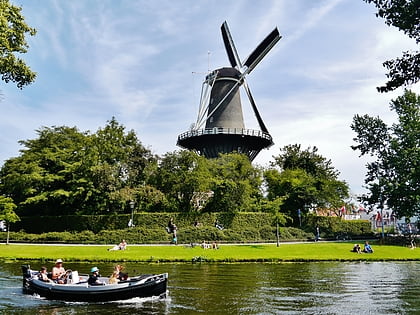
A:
21,265,168,302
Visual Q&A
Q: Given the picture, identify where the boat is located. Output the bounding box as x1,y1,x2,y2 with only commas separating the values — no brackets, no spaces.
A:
21,265,168,302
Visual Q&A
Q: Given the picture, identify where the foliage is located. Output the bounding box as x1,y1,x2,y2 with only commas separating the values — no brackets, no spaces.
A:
205,153,263,213
0,118,157,217
351,90,420,218
0,195,19,223
305,215,373,238
265,144,349,224
363,0,420,92
0,0,36,88
153,150,212,212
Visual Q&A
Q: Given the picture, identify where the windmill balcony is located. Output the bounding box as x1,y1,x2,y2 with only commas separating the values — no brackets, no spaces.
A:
177,127,272,141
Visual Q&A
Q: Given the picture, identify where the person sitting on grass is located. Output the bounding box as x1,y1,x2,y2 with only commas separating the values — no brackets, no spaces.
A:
351,244,361,253
108,239,127,251
362,241,374,253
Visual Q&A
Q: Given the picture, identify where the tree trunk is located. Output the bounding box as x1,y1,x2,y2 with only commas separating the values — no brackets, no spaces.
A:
276,222,280,247
6,221,10,245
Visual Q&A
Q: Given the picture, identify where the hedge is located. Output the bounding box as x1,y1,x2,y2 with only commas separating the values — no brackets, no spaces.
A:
12,212,273,234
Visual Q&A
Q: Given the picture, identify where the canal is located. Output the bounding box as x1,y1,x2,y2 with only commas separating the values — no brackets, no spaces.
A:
1,261,419,314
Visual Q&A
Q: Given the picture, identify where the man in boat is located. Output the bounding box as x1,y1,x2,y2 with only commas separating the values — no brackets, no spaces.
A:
52,259,66,283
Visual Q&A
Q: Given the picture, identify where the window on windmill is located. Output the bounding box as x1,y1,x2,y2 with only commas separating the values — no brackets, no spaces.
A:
210,117,213,123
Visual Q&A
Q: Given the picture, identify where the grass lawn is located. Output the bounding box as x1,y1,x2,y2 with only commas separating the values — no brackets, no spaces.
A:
1,242,419,263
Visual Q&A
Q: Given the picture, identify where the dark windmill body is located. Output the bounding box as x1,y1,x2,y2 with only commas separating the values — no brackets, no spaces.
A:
177,21,281,161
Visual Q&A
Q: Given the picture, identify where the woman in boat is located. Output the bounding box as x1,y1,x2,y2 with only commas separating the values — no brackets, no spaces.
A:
114,264,129,281
108,271,119,284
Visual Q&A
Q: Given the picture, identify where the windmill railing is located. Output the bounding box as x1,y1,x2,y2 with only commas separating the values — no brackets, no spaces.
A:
178,127,273,141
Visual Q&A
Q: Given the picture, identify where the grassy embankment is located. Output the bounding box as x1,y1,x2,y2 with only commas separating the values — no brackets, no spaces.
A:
0,242,419,263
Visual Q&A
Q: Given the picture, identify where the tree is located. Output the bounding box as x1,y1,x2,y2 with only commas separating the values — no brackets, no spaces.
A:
205,153,263,213
266,144,349,225
351,89,420,218
0,196,19,244
363,0,420,92
0,118,157,216
0,0,36,88
153,150,212,212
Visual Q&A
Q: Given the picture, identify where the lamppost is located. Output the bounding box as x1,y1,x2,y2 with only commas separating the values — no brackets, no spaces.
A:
129,200,135,228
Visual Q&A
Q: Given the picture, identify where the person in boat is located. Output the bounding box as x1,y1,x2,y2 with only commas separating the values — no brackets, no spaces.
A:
363,241,374,253
351,244,361,253
88,267,104,285
38,266,52,282
108,271,119,284
114,264,129,281
52,259,66,283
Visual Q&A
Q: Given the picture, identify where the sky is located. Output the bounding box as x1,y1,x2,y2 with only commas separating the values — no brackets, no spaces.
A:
1,0,419,197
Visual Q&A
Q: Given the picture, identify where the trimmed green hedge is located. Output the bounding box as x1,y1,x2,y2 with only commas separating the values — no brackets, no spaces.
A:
305,215,373,238
3,213,373,244
12,212,273,234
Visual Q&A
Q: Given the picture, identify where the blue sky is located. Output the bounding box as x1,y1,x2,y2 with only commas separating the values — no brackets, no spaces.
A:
1,0,419,196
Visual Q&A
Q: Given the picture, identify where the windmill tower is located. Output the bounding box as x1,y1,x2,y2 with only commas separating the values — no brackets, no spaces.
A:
177,21,281,161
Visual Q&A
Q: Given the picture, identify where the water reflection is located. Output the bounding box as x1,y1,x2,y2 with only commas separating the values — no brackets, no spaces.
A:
0,261,419,314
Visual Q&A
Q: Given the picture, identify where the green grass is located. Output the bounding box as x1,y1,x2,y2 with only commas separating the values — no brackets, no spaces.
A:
0,242,418,263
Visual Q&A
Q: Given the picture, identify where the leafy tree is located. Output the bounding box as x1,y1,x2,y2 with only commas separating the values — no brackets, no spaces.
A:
0,126,90,216
0,195,19,244
0,0,36,88
153,150,212,212
0,118,156,216
363,0,420,92
351,89,420,218
88,117,157,214
265,144,349,225
205,153,263,213
260,197,288,247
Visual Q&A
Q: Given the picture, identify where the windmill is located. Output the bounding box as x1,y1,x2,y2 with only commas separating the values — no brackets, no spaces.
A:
177,21,281,161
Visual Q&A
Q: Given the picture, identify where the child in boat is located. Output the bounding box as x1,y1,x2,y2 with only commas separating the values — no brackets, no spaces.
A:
88,267,104,285
38,266,52,282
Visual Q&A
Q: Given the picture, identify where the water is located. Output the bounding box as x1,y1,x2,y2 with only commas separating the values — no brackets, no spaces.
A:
0,261,419,314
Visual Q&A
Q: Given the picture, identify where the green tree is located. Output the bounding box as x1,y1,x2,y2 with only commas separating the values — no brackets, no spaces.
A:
266,144,349,225
205,153,263,213
363,0,419,92
0,195,19,244
88,117,157,215
0,0,36,88
153,150,212,212
351,89,420,218
0,118,156,216
0,126,90,216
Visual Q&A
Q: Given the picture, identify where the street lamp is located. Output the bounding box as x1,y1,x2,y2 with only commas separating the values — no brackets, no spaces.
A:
129,200,135,228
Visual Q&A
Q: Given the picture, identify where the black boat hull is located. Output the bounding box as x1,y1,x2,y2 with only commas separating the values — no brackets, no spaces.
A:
22,266,168,302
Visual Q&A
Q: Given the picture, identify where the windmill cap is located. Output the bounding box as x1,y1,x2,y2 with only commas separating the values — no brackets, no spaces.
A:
91,267,99,273
55,259,63,264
